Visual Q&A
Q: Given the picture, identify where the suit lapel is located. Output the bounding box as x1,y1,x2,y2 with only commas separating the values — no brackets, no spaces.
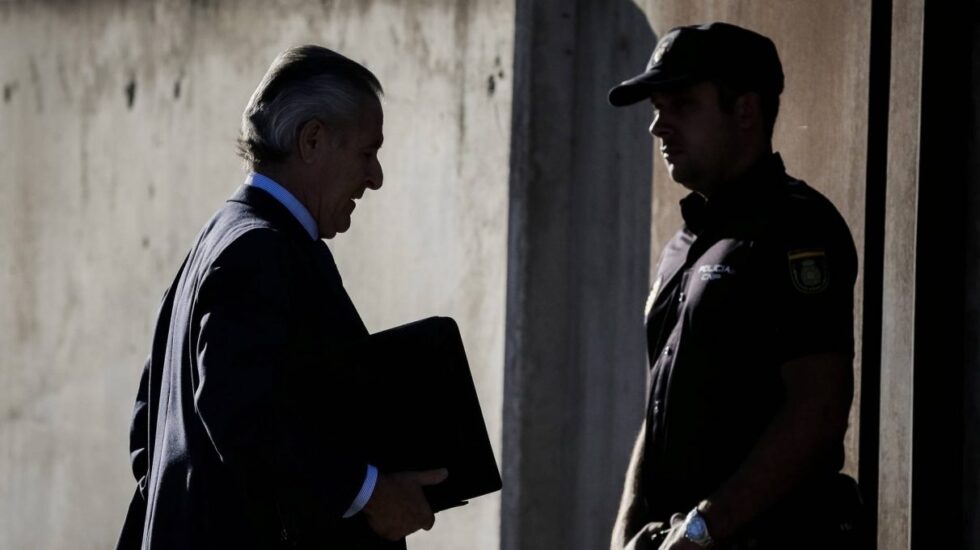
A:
312,239,368,337
228,183,369,339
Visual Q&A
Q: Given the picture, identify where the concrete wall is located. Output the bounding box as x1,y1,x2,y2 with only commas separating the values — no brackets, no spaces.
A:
0,1,513,549
633,0,873,479
502,1,654,548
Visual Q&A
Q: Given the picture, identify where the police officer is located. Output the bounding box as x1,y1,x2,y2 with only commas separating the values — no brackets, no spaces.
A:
607,23,863,550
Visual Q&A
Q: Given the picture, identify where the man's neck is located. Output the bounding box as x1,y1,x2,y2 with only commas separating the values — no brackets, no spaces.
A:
254,163,307,203
700,145,773,200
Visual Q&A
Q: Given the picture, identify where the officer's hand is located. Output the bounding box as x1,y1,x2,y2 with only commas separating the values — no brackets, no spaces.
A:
624,521,668,550
362,468,448,541
656,513,701,550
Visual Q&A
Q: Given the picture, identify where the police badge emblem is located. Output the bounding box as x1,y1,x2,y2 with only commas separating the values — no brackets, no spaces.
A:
788,250,829,293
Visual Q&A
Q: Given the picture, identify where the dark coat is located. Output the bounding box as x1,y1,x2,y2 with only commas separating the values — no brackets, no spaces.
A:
116,185,404,550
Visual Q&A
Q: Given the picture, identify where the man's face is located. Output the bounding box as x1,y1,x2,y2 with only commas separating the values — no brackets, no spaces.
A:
309,100,384,239
648,81,740,195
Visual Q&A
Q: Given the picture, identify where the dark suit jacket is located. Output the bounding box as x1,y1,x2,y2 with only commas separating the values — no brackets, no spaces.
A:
117,185,405,550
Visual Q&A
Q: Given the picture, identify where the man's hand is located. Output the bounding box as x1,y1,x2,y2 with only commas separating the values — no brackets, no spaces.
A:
362,468,448,541
656,514,701,550
623,521,668,550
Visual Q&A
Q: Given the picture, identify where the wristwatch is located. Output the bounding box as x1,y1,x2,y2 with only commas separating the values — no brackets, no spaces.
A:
683,507,714,548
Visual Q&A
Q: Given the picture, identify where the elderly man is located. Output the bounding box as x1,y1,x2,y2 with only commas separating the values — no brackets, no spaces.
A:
116,45,445,550
607,23,864,550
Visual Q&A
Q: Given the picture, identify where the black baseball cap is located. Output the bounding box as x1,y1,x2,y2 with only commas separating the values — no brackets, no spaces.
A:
608,22,784,107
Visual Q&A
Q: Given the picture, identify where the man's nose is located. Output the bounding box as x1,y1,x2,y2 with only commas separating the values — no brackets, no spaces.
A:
366,162,383,190
650,113,671,138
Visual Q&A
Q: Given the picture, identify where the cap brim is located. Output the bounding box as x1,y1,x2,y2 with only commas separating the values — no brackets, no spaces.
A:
607,69,698,106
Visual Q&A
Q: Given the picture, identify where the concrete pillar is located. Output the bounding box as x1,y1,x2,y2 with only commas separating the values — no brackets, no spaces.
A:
502,1,654,548
877,0,923,548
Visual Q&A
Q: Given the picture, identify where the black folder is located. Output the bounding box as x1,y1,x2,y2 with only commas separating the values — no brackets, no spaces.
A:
356,317,502,512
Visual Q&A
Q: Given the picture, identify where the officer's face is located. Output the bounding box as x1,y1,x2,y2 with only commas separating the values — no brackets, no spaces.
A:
649,81,741,196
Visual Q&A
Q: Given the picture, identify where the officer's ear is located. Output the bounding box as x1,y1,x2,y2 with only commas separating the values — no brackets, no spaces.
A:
734,92,763,132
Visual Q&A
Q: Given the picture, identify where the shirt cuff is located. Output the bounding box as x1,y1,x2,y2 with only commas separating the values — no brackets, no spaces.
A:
342,464,378,518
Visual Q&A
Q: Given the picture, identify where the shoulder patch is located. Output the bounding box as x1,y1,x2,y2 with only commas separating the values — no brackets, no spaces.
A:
788,249,830,294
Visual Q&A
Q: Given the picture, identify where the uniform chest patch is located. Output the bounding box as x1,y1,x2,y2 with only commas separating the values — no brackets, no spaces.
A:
788,250,830,293
698,264,735,281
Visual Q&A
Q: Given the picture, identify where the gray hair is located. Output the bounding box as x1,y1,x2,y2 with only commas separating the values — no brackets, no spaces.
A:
237,45,383,167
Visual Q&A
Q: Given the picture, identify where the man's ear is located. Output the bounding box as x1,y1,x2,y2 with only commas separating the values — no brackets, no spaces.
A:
297,119,325,164
734,92,763,131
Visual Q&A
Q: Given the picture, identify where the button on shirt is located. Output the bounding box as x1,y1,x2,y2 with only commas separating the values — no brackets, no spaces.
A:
245,172,378,519
641,154,857,519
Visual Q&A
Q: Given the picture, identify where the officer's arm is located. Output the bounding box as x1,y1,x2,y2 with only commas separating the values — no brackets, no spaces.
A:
695,351,853,542
610,420,650,549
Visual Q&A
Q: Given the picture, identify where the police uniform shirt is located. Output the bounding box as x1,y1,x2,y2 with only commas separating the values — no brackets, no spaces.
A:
641,153,858,519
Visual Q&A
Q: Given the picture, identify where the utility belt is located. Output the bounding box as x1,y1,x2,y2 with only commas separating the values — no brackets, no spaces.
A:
727,473,869,550
645,473,869,550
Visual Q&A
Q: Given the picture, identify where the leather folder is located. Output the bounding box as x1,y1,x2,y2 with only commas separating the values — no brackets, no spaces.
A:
355,317,502,512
